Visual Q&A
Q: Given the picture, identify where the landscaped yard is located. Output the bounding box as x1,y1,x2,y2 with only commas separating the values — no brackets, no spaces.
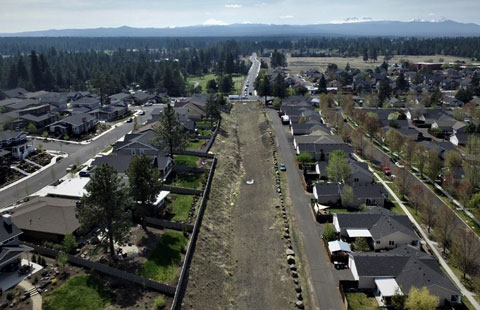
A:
138,231,188,284
173,173,206,190
42,275,116,310
197,129,213,136
186,73,245,94
168,194,194,222
346,292,380,310
188,139,207,150
174,155,200,168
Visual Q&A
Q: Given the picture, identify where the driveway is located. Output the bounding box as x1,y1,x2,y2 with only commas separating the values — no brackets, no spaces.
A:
268,109,345,310
18,280,42,310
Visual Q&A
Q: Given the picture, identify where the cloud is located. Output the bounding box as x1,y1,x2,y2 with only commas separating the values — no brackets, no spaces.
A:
203,18,228,26
255,2,267,7
279,15,294,19
329,17,373,24
225,4,242,9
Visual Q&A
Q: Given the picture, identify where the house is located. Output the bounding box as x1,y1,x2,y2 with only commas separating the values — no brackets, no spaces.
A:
313,183,385,208
333,207,418,250
348,245,461,307
11,197,80,243
0,214,33,274
97,102,129,121
40,92,69,112
293,134,342,153
419,141,459,160
109,92,131,104
0,130,35,160
0,88,28,99
3,99,41,112
132,91,154,105
450,132,479,146
71,97,101,111
49,113,98,136
297,142,353,162
430,114,467,137
316,159,374,184
149,107,195,132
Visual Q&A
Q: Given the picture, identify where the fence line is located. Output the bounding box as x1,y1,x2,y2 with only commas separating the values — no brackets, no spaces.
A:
160,185,204,196
28,244,177,296
170,156,217,310
144,217,194,233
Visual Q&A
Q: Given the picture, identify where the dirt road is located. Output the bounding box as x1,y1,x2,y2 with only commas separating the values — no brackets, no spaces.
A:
182,102,298,309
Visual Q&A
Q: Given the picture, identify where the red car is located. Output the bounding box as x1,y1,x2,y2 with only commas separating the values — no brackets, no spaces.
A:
383,166,392,176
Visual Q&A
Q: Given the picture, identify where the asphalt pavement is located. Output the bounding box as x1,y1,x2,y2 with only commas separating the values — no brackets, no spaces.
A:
268,109,345,310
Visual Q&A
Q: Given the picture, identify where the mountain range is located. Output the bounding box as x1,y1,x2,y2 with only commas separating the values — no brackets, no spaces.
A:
1,20,480,37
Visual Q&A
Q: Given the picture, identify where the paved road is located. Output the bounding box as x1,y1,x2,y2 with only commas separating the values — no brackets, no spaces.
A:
0,105,156,211
239,53,260,100
268,109,345,310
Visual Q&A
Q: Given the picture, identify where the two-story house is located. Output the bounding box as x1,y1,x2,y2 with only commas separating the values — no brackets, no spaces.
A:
0,130,35,160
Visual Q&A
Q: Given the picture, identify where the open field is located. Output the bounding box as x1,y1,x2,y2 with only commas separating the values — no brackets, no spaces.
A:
186,73,245,94
182,102,297,309
285,55,472,74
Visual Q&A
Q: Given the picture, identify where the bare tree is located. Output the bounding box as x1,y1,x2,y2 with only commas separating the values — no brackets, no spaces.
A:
434,207,457,254
351,127,368,156
394,167,413,198
452,228,480,279
419,193,436,234
408,184,424,214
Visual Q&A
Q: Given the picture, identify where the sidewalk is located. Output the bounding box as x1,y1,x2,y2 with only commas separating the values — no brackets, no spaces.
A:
373,169,480,309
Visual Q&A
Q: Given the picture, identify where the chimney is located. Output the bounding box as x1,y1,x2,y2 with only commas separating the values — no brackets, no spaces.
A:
2,214,12,226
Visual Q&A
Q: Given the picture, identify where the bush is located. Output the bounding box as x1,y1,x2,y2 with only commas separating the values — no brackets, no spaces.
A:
323,223,337,241
467,193,480,209
297,151,314,164
63,134,70,140
153,296,166,310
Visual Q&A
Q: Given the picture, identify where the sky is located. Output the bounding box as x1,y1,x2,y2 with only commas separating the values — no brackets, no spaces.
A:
1,0,480,33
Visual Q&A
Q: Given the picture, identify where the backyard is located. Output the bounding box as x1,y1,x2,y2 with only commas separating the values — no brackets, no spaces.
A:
138,231,188,284
346,292,380,310
166,194,195,223
171,172,206,190
174,155,200,168
42,275,116,310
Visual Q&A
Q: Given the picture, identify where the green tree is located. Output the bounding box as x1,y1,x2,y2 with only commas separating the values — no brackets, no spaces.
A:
352,238,370,252
467,193,480,209
126,155,162,224
385,129,404,153
206,79,218,93
434,207,457,253
152,103,189,157
455,88,473,103
391,289,406,310
317,75,327,94
56,252,68,275
425,150,443,180
27,123,37,134
341,185,354,206
206,94,221,125
323,223,337,241
445,150,463,168
395,72,408,91
413,144,427,176
42,131,49,138
63,233,78,253
297,151,314,165
273,74,287,98
254,73,272,105
405,287,439,310
378,77,392,103
326,150,352,183
218,74,233,93
79,164,131,260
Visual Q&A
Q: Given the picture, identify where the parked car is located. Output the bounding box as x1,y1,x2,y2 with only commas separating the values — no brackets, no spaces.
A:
280,163,286,171
139,110,145,115
143,102,153,107
79,170,90,177
126,117,133,123
66,164,77,172
383,166,391,176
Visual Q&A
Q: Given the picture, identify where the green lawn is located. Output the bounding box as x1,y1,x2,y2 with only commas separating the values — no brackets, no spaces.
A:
327,208,360,214
186,73,245,94
138,231,188,283
169,194,194,222
173,173,205,190
174,155,200,168
188,139,207,150
43,275,115,310
346,293,380,310
197,129,213,136
195,120,217,128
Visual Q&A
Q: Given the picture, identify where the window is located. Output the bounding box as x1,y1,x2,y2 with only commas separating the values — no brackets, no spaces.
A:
375,240,380,244
389,241,395,246
354,178,359,182
366,199,372,205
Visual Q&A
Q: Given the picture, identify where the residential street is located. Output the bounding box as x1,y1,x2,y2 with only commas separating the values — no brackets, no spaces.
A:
0,106,155,211
268,109,345,310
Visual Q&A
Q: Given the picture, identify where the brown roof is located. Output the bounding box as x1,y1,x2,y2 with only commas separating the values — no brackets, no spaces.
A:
11,197,80,236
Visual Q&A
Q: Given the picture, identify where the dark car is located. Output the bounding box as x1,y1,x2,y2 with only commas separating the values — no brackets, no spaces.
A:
280,163,286,171
79,170,90,177
126,117,133,123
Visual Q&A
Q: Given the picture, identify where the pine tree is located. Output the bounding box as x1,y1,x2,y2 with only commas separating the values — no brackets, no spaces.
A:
152,103,189,157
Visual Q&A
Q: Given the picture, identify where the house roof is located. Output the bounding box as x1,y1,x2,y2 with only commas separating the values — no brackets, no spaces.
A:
5,99,40,111
352,245,460,296
52,113,96,127
328,240,351,253
0,215,22,242
11,197,80,236
0,98,24,108
1,88,28,98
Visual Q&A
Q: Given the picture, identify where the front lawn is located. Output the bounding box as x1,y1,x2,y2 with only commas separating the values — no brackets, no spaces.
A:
173,173,206,190
138,231,188,283
42,275,115,310
174,155,200,168
346,293,380,310
169,194,194,222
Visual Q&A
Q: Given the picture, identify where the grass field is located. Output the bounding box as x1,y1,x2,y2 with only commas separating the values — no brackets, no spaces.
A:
138,231,188,283
174,155,200,168
285,55,471,74
186,73,245,94
43,275,115,310
188,139,207,150
169,194,194,222
346,293,380,310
